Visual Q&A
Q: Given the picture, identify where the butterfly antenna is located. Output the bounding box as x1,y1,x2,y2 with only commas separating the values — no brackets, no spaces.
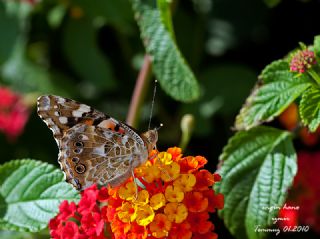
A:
148,80,158,130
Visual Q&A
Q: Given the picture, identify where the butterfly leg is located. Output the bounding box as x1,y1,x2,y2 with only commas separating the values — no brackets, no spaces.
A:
150,150,173,182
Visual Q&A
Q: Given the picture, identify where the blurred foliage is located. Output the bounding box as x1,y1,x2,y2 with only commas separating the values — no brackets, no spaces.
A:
1,0,320,238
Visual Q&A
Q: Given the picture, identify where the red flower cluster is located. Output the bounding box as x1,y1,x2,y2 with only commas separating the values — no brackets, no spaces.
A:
0,87,29,141
49,185,111,239
290,49,316,73
279,151,320,232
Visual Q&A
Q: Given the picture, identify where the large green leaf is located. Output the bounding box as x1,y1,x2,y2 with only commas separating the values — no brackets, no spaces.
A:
299,86,320,132
131,0,200,102
0,160,80,232
235,60,312,130
217,126,297,239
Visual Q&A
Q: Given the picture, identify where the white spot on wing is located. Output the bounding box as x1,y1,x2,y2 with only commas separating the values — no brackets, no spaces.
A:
59,116,68,124
93,145,105,156
72,104,91,117
72,110,83,117
57,97,66,104
79,104,91,112
38,95,50,110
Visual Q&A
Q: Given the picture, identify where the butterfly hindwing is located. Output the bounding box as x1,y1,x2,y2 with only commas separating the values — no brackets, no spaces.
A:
60,124,146,190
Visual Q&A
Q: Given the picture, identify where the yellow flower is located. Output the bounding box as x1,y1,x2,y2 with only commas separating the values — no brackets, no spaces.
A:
135,204,155,226
161,162,180,182
156,152,173,165
134,190,149,205
165,185,184,203
164,202,188,223
150,193,166,210
149,214,172,238
117,202,137,223
143,164,161,183
173,174,196,192
118,181,137,201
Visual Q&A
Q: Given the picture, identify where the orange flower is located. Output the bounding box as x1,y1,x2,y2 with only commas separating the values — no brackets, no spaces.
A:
167,147,182,160
150,214,172,238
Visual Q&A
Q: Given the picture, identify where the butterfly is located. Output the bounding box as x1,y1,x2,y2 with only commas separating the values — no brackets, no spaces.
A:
37,95,158,191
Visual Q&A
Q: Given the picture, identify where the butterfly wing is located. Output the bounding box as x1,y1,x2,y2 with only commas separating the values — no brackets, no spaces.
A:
37,95,107,144
60,124,148,190
37,95,149,190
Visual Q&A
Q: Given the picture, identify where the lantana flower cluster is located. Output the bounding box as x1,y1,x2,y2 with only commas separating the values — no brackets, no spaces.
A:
0,87,29,140
49,147,224,239
289,49,316,73
107,147,224,239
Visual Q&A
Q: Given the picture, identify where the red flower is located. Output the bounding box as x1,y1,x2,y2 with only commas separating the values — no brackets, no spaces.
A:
0,87,29,141
81,212,104,237
194,170,215,190
281,151,320,232
57,200,77,221
187,212,213,234
49,185,111,239
278,204,298,228
184,191,208,213
78,185,99,214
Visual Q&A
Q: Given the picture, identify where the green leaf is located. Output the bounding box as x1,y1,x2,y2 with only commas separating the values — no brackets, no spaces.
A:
131,0,200,102
156,0,174,38
217,126,297,239
63,18,116,91
235,60,312,130
299,86,320,132
314,35,320,59
0,159,80,232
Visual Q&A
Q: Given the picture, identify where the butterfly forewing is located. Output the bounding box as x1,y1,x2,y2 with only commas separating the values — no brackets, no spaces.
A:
37,95,151,190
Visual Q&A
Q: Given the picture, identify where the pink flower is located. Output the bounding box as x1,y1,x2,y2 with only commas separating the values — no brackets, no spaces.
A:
290,49,316,73
0,87,29,141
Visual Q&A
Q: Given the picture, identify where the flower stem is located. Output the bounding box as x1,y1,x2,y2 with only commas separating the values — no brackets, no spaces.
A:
126,55,153,128
308,69,320,85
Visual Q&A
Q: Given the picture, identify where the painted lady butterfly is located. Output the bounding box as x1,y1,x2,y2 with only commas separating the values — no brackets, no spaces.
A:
37,95,158,191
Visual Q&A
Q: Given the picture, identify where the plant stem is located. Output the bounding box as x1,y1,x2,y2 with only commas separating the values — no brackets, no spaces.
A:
126,55,153,128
